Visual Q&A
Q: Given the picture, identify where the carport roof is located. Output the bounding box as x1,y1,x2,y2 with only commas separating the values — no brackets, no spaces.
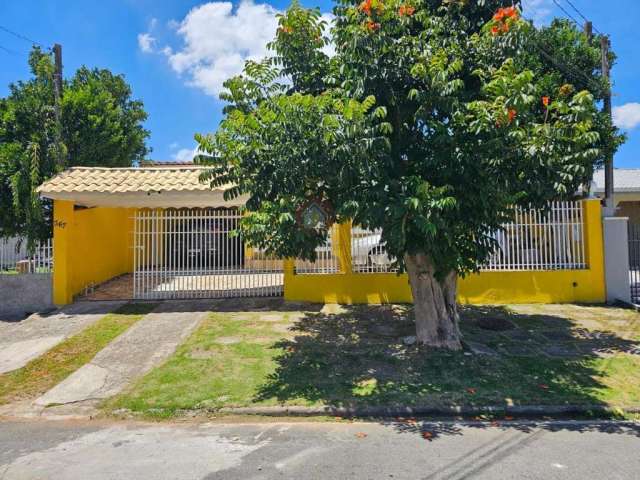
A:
37,166,247,208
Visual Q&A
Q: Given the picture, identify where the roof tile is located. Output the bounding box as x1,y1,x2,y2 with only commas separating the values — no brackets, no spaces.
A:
37,166,225,196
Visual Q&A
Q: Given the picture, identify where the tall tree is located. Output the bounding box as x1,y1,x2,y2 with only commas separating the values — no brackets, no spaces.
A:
197,0,623,348
0,47,150,243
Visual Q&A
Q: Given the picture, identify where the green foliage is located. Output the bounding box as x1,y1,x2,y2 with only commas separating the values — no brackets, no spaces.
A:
198,0,623,276
0,47,150,244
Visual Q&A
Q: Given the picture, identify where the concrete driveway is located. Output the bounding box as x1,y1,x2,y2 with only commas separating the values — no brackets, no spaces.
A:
0,301,125,375
0,419,638,479
34,300,208,409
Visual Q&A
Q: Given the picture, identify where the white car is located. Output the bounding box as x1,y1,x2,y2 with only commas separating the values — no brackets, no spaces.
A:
351,231,394,268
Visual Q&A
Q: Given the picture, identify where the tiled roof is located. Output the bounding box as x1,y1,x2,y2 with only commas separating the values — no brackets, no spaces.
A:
593,168,640,193
37,166,220,195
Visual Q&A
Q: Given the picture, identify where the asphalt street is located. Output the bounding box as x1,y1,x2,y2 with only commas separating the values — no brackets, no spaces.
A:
0,419,639,479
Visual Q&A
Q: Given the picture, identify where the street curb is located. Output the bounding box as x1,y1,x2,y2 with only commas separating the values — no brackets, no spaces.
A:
217,404,640,418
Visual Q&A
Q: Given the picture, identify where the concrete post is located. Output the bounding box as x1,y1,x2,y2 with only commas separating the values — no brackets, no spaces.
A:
603,216,631,304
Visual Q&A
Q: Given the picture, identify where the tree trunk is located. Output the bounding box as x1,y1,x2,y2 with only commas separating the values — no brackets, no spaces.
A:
404,253,462,350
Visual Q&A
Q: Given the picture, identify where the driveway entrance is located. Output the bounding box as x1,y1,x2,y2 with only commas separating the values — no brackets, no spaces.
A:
132,208,284,300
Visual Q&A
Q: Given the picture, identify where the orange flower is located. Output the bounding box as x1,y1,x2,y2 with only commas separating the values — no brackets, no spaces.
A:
279,25,293,34
366,20,381,31
491,6,519,37
508,109,517,123
504,6,518,18
494,7,518,21
358,0,372,15
542,96,550,107
398,4,415,16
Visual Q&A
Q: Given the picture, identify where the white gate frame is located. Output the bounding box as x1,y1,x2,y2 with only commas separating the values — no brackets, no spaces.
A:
132,208,283,300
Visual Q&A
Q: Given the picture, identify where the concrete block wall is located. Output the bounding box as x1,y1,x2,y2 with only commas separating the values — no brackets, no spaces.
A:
0,274,53,320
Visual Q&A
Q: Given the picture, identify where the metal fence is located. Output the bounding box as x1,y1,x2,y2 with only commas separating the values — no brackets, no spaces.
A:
346,201,587,275
483,201,586,271
351,226,396,273
0,237,53,274
629,223,640,304
132,208,283,300
294,224,341,274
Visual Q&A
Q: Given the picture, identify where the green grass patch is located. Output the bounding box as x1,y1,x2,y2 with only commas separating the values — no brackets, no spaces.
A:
107,304,640,418
0,302,156,405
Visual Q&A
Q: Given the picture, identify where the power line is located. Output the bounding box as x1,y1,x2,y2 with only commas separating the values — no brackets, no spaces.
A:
531,40,601,92
519,12,604,92
551,0,581,26
0,44,21,56
553,0,603,35
563,0,603,34
563,0,589,22
0,24,46,48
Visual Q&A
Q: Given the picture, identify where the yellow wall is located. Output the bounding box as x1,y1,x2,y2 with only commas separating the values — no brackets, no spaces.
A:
53,200,134,305
284,199,606,305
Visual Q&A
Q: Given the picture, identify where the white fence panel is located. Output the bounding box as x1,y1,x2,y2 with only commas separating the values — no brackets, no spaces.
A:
483,201,586,271
345,201,587,275
0,237,53,274
294,224,341,274
351,226,396,273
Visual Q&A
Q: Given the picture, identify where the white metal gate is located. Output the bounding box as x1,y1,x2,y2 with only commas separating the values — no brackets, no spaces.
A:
133,208,284,300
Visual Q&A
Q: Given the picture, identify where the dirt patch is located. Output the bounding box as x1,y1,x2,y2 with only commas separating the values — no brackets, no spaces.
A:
258,314,285,322
214,336,242,345
473,317,516,331
271,324,293,333
188,349,217,359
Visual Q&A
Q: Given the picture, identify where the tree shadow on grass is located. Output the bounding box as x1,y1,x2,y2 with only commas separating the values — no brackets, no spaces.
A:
254,304,640,439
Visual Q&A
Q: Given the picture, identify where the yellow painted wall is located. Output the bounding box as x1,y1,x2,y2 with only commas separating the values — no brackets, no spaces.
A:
284,199,606,305
53,200,134,305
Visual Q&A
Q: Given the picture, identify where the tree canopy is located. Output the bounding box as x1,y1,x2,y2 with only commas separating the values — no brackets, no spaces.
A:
197,0,623,348
0,47,150,242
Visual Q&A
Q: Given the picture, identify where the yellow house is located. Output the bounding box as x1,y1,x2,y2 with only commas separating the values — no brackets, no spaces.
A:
38,166,606,306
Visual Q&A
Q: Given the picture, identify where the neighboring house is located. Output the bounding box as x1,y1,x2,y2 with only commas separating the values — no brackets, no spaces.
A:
37,165,607,306
593,169,640,224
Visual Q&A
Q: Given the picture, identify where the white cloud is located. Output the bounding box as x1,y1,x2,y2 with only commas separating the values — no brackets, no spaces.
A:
521,0,553,25
172,147,199,162
162,1,334,97
613,103,640,130
137,32,156,53
164,1,280,97
320,12,336,58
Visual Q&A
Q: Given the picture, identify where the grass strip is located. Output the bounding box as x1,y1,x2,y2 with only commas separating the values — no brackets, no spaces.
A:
0,302,156,405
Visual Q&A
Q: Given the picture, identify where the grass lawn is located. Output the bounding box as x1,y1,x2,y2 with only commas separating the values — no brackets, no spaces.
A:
0,303,156,405
106,302,640,417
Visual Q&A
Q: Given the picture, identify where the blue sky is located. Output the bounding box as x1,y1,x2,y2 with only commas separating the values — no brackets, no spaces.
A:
1,0,638,167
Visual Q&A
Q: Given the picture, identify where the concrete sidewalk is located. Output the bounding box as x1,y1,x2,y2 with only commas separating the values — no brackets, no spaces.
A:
0,301,125,374
34,301,209,407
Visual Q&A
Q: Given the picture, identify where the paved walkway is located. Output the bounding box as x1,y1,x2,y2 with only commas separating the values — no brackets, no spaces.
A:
34,301,209,407
0,301,125,374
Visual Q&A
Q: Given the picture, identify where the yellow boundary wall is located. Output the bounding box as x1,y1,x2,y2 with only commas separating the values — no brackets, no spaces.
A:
52,199,605,306
284,199,606,305
53,200,134,305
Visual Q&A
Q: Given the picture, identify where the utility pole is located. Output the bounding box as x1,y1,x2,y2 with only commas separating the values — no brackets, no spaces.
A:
601,35,614,212
52,43,64,168
584,21,592,42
